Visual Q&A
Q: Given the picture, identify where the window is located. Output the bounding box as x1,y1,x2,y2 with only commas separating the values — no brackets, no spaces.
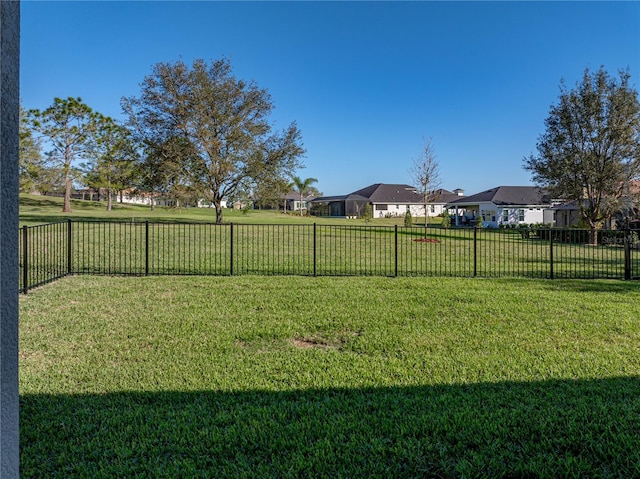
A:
481,209,497,222
430,205,435,213
502,209,509,222
375,204,388,211
518,209,525,222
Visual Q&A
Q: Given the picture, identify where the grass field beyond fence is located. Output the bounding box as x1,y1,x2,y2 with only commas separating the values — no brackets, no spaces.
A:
19,275,640,478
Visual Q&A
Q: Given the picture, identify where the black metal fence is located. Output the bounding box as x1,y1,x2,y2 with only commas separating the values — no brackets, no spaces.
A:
19,220,639,293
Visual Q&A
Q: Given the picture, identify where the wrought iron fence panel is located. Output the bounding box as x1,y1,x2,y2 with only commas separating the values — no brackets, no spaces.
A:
18,221,638,292
19,222,68,293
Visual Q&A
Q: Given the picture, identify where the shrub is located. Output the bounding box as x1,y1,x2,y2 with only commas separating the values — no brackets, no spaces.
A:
404,210,413,227
363,204,373,223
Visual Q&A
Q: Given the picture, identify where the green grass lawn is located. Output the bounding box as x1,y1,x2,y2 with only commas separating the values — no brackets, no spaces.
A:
19,193,429,227
19,275,640,478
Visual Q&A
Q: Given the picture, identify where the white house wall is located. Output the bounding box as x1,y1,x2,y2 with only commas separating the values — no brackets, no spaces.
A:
118,195,152,206
372,203,447,219
498,207,546,226
453,202,551,227
409,205,424,217
373,203,408,218
492,206,547,227
197,199,228,209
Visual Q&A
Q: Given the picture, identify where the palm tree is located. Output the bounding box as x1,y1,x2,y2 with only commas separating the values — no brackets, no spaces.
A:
292,176,318,216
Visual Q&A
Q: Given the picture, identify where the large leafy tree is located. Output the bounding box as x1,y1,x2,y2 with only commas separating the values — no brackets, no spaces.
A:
83,116,140,211
251,176,291,211
410,137,441,226
136,136,189,211
29,97,101,212
292,176,318,216
524,67,640,244
122,58,305,223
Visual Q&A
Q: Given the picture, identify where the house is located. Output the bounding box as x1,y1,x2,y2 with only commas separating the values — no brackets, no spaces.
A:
446,186,554,227
424,188,465,217
252,191,316,212
309,183,462,219
552,201,640,229
112,189,228,209
551,181,640,229
282,192,316,212
196,198,228,209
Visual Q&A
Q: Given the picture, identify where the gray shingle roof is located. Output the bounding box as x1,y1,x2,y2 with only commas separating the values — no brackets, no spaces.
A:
312,184,464,204
350,184,423,203
426,188,464,204
447,186,550,206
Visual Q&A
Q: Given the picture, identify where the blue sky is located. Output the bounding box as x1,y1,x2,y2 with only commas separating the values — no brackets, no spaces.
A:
21,1,640,196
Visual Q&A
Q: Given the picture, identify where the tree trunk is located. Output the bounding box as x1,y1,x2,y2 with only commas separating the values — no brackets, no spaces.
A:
150,197,155,211
300,193,303,216
589,226,598,246
63,175,72,213
215,201,224,224
424,200,429,227
106,189,112,211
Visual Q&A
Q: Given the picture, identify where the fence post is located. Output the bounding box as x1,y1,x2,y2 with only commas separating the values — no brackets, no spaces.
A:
313,223,317,277
230,222,234,276
473,227,478,277
22,226,28,294
394,225,398,277
67,219,72,275
549,227,554,280
145,221,149,276
624,228,631,281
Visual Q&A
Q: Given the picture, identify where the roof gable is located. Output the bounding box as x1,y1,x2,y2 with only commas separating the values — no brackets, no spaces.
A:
447,186,549,206
350,184,423,203
427,189,464,204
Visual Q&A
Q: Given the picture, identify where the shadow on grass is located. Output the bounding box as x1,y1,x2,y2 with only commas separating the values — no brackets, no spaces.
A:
21,377,640,478
489,277,640,294
546,280,640,293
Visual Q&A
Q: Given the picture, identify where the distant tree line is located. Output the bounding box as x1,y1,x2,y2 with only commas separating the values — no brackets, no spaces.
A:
21,57,308,223
20,62,640,231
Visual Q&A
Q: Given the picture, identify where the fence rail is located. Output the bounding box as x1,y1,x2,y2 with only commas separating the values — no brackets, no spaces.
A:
19,220,639,293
